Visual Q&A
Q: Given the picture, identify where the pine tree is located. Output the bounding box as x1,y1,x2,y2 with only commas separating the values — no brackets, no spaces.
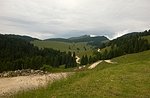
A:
85,55,88,65
89,56,93,64
81,55,85,65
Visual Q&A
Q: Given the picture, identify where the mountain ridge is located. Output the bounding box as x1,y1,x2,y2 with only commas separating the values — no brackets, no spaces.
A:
0,34,39,42
45,35,109,48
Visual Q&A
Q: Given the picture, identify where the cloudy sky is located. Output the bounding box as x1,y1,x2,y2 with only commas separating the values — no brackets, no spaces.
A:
0,0,150,39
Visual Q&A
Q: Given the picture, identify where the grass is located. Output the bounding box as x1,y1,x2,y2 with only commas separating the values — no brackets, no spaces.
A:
31,40,93,57
143,35,150,43
101,46,111,52
12,50,150,98
42,65,75,73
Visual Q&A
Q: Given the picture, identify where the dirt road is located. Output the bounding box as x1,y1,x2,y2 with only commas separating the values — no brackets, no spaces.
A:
76,56,80,64
0,72,72,97
104,60,117,64
88,61,102,69
88,60,117,69
0,59,117,97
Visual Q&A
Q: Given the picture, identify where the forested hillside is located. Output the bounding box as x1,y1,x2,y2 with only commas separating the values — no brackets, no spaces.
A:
3,34,39,42
0,34,76,72
98,30,150,59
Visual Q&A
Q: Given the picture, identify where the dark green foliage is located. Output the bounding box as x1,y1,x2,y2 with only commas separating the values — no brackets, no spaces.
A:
80,55,85,65
80,55,88,65
88,56,93,64
40,65,53,72
0,34,77,72
65,51,77,68
4,34,39,42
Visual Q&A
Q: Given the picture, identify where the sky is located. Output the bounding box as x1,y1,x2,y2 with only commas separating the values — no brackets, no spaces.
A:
0,0,150,39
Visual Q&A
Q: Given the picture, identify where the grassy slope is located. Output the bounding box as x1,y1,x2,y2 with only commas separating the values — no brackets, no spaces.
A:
143,35,150,43
31,40,93,57
13,50,150,98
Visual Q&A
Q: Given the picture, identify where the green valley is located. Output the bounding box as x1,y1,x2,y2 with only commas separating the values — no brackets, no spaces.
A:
31,40,93,57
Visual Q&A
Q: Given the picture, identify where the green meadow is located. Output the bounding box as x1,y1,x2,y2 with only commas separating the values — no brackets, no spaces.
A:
31,40,94,57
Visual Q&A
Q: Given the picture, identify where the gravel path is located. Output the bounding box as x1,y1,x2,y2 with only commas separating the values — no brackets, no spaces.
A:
0,72,72,97
76,56,80,64
0,59,117,97
88,60,117,69
88,61,102,69
104,60,117,64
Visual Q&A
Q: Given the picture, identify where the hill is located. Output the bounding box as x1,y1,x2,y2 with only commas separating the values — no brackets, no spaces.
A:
32,35,109,57
143,35,150,43
13,50,150,98
31,40,93,57
0,34,39,42
45,35,109,48
96,29,150,60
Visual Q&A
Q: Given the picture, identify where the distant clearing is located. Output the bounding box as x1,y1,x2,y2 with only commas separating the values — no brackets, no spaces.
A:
143,35,150,43
31,40,93,57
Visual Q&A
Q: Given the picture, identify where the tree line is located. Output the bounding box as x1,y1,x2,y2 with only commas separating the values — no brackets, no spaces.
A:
0,34,76,72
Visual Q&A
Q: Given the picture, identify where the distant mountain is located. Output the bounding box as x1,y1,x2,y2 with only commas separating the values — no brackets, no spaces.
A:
0,34,39,42
45,38,69,42
45,35,109,48
68,35,91,40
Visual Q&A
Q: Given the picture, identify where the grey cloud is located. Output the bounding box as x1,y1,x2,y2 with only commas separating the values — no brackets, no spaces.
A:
0,16,37,25
0,0,150,39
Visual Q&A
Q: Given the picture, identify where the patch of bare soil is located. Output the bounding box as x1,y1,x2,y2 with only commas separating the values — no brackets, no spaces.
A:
0,72,72,97
88,61,102,69
88,60,117,69
76,56,80,64
104,60,117,64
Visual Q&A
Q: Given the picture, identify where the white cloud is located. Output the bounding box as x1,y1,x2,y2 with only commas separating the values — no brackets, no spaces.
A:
0,0,150,39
